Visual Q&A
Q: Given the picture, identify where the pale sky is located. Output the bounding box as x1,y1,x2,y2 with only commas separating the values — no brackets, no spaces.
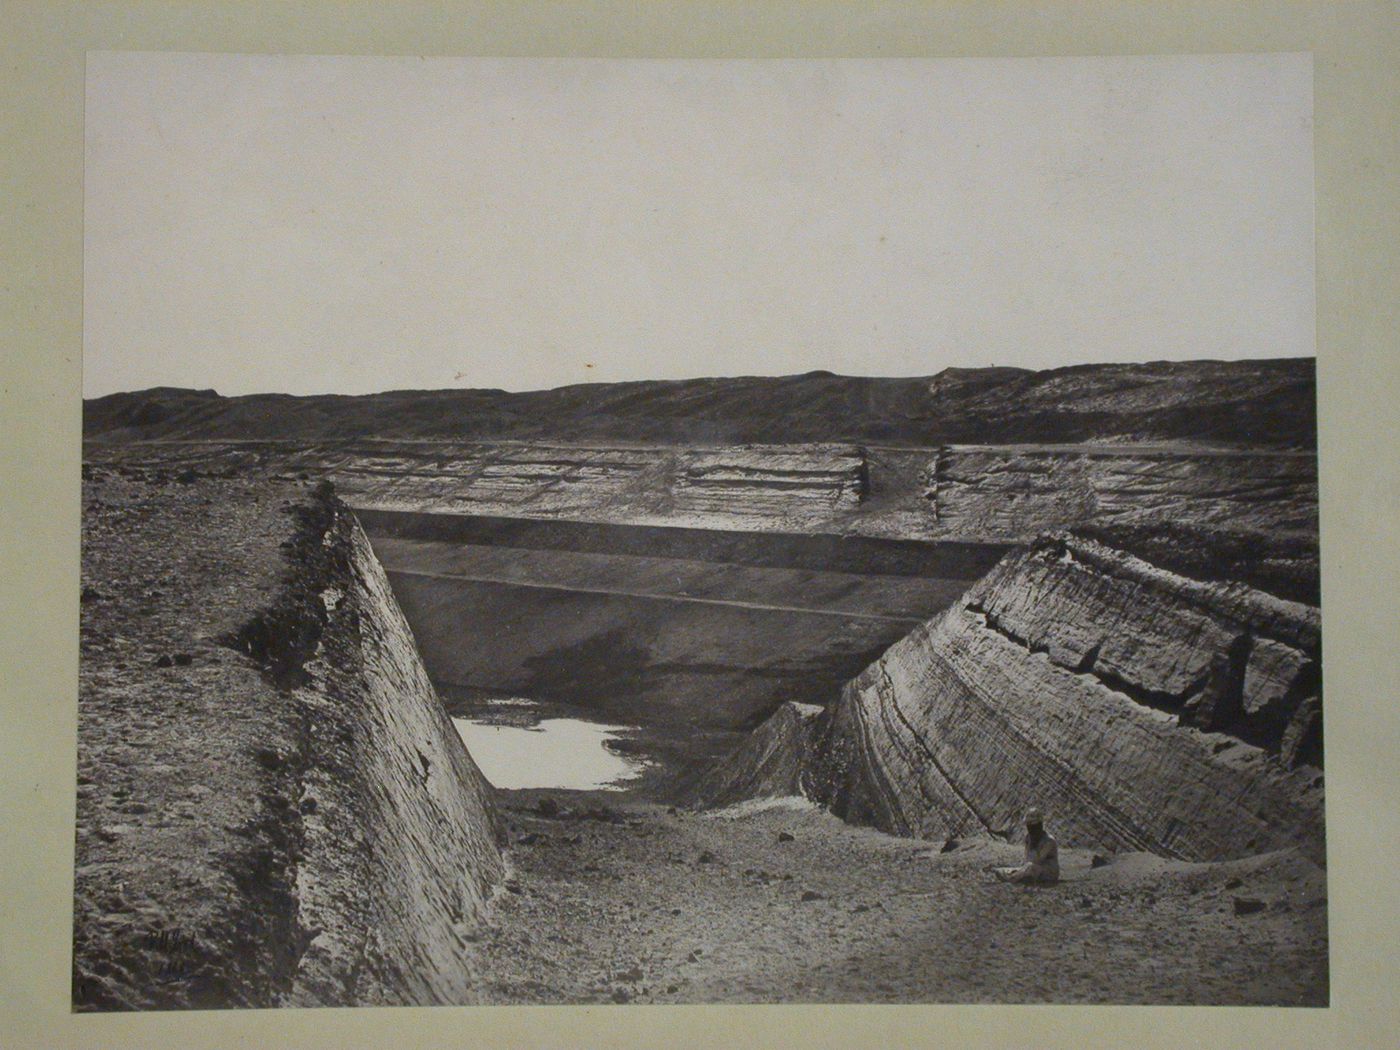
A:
84,52,1313,398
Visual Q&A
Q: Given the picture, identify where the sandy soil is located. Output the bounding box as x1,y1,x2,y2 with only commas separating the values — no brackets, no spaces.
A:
461,790,1328,1006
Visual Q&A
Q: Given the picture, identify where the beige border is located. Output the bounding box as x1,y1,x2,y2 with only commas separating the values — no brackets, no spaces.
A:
3,2,1397,1047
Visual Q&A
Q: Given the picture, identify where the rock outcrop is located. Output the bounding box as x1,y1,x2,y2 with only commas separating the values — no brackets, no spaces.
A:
924,445,1317,540
73,476,503,1010
808,534,1324,863
680,702,827,808
328,442,868,525
82,437,1320,550
83,440,871,533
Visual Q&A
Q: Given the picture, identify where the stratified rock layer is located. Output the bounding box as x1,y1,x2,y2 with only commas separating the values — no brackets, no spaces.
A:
924,445,1317,540
808,535,1325,863
74,475,502,1010
83,437,1318,549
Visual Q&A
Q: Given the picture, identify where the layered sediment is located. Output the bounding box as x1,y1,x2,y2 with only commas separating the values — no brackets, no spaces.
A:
702,534,1325,864
83,440,871,532
807,534,1324,863
82,437,1319,547
74,474,502,1010
924,444,1317,540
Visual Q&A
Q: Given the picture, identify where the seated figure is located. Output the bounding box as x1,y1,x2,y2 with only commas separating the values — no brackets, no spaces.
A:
994,807,1060,884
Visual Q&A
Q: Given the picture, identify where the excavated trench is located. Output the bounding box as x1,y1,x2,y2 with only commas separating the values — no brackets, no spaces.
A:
358,507,1009,786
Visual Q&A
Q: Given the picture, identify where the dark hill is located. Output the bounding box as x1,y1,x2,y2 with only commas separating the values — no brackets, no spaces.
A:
84,358,1316,449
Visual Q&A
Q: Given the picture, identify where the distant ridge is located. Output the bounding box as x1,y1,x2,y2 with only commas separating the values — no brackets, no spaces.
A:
84,358,1316,449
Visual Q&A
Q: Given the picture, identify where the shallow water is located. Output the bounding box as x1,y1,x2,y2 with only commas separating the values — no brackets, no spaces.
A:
452,705,647,791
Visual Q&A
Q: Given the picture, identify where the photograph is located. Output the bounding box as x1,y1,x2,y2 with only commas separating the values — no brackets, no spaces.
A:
72,51,1327,1011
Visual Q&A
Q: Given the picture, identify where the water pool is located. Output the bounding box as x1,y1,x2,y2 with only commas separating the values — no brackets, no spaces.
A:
451,703,647,791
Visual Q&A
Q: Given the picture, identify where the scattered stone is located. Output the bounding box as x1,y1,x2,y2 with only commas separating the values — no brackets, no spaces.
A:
800,890,825,902
1233,896,1266,916
535,797,560,818
777,831,795,843
580,805,623,824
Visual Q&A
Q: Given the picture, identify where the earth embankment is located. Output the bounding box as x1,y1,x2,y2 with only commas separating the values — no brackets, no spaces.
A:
797,533,1326,863
74,473,503,1010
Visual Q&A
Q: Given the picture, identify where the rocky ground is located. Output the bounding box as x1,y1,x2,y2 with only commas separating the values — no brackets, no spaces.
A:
75,468,316,1007
75,463,1328,1009
461,790,1328,1006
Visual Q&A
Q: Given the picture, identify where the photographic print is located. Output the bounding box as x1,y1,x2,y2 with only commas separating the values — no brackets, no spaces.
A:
75,52,1324,1010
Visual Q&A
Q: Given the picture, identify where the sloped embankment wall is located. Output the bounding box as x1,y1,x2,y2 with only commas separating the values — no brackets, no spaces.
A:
276,495,505,1006
810,535,1324,863
680,702,828,808
697,534,1326,864
73,480,503,1009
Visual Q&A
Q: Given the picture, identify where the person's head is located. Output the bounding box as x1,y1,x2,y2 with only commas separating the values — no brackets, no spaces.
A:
1025,807,1045,841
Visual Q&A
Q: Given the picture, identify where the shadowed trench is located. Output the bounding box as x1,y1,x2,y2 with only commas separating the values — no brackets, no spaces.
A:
362,509,1008,779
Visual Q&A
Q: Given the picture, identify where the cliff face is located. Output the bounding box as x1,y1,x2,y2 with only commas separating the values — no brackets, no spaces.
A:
786,535,1324,864
82,438,1319,551
74,475,503,1010
680,702,827,808
83,440,870,533
925,445,1317,540
328,442,867,526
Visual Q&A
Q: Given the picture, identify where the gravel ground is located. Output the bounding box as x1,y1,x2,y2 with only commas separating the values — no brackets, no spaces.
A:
462,790,1328,1006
